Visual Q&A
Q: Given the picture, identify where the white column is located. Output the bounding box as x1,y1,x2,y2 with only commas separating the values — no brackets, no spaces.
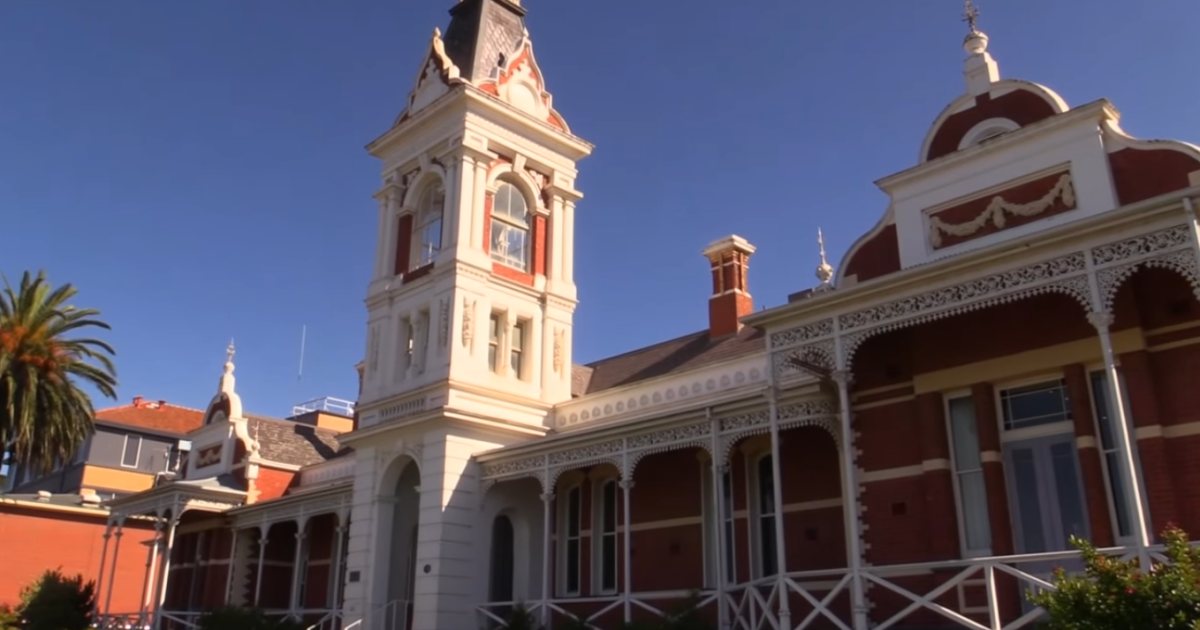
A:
373,192,390,278
765,389,791,629
103,517,126,618
709,410,729,629
561,201,576,284
539,489,554,627
151,513,179,630
620,470,633,623
471,157,489,251
139,522,162,619
253,526,269,607
330,515,349,613
289,519,310,618
548,196,565,283
1088,311,1152,568
832,365,868,630
94,519,115,620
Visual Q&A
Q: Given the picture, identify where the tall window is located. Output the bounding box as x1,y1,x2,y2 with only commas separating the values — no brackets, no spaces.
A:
756,455,777,577
490,183,530,271
947,395,991,555
1090,371,1135,540
509,321,526,378
722,469,736,584
121,435,142,468
1000,380,1072,430
564,486,582,595
488,313,501,373
412,184,444,268
597,480,618,593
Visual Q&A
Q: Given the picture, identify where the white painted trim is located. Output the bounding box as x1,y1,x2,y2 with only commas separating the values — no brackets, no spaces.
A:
979,450,1002,464
780,498,843,513
1075,435,1098,449
859,464,923,483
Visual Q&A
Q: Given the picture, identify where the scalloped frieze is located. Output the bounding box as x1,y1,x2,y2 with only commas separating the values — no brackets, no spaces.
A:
1097,248,1200,311
480,454,545,480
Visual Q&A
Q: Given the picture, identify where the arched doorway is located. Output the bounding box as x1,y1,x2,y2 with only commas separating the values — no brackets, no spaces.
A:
375,458,420,630
489,515,515,605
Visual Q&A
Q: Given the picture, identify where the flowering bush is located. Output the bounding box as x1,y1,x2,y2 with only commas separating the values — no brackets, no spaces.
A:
1030,526,1200,629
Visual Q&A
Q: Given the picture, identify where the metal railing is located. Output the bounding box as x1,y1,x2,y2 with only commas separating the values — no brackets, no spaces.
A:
93,612,150,630
292,397,356,417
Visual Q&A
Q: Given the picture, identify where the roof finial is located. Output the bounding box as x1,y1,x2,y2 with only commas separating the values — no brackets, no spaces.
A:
963,0,980,34
815,228,835,290
225,338,236,367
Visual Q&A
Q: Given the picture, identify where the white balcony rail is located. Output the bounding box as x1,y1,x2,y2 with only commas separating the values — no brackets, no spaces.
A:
476,589,719,629
475,544,1181,630
293,397,356,417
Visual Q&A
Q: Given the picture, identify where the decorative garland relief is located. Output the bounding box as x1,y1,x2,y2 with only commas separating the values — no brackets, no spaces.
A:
929,173,1076,248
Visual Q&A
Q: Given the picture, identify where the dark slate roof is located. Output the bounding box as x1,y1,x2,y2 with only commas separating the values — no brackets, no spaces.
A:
247,415,345,467
443,0,527,83
577,327,765,396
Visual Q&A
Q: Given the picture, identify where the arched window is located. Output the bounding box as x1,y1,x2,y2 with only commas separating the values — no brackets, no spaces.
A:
491,182,530,271
412,184,444,268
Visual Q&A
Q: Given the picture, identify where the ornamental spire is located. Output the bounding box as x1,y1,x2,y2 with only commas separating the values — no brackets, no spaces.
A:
815,228,835,290
961,0,999,95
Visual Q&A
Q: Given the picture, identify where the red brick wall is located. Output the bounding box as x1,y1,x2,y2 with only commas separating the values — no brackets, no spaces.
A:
842,224,901,283
0,505,155,612
926,89,1058,161
255,467,298,502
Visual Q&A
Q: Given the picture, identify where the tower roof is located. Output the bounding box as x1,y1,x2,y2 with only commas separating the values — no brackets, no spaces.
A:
443,0,527,84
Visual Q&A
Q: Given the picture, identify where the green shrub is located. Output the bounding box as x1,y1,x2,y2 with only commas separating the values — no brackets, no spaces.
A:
0,604,18,630
1030,525,1200,629
195,606,304,630
14,569,95,630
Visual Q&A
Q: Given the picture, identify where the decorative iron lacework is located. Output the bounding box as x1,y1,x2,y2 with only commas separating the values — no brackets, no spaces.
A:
1090,225,1189,265
773,340,836,377
1097,249,1200,312
481,454,545,480
718,410,769,434
626,421,710,450
839,253,1087,331
770,318,834,350
547,439,623,467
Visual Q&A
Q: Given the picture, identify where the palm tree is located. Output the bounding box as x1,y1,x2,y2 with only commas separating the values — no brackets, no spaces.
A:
0,271,117,473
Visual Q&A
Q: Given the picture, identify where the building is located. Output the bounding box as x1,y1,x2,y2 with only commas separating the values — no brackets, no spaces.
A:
0,493,156,613
95,0,1200,629
6,397,203,499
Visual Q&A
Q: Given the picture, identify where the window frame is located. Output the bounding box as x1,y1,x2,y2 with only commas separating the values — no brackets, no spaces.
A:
488,312,502,374
490,182,531,272
560,483,583,596
593,478,619,595
509,319,527,380
411,183,445,269
944,390,993,557
996,377,1074,436
752,453,778,578
121,434,143,469
1086,367,1143,544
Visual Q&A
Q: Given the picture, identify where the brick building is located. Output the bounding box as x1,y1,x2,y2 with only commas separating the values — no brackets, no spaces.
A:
94,1,1200,629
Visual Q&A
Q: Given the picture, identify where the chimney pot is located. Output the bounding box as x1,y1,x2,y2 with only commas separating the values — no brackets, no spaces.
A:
132,395,144,407
702,235,757,338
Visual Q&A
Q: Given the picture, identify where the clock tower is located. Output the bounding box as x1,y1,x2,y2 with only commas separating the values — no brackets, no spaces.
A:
342,0,592,626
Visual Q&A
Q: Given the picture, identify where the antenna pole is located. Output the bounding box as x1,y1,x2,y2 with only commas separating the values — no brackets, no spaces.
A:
298,325,307,380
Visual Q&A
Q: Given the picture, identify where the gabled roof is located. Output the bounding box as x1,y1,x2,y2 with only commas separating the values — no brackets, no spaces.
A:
94,399,205,436
246,415,345,468
576,326,765,396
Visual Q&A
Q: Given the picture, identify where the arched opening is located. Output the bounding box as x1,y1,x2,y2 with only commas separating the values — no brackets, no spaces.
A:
373,457,420,630
489,515,515,604
412,182,444,268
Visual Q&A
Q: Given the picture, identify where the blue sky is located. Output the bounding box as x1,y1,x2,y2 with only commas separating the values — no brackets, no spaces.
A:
2,1,1198,418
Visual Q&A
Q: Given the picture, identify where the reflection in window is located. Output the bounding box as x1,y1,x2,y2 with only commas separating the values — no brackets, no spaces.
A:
1000,380,1071,430
413,184,444,268
491,183,530,271
757,455,777,577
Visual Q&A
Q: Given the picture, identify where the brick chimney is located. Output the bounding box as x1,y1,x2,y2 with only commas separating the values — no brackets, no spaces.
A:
703,235,756,338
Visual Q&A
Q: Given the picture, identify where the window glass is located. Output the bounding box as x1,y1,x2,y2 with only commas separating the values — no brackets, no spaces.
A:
565,486,581,594
490,183,530,271
509,322,524,377
948,396,991,554
1090,371,1133,538
1001,381,1071,430
121,435,141,468
413,185,444,268
599,480,617,592
488,314,501,373
757,456,777,577
722,470,736,583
